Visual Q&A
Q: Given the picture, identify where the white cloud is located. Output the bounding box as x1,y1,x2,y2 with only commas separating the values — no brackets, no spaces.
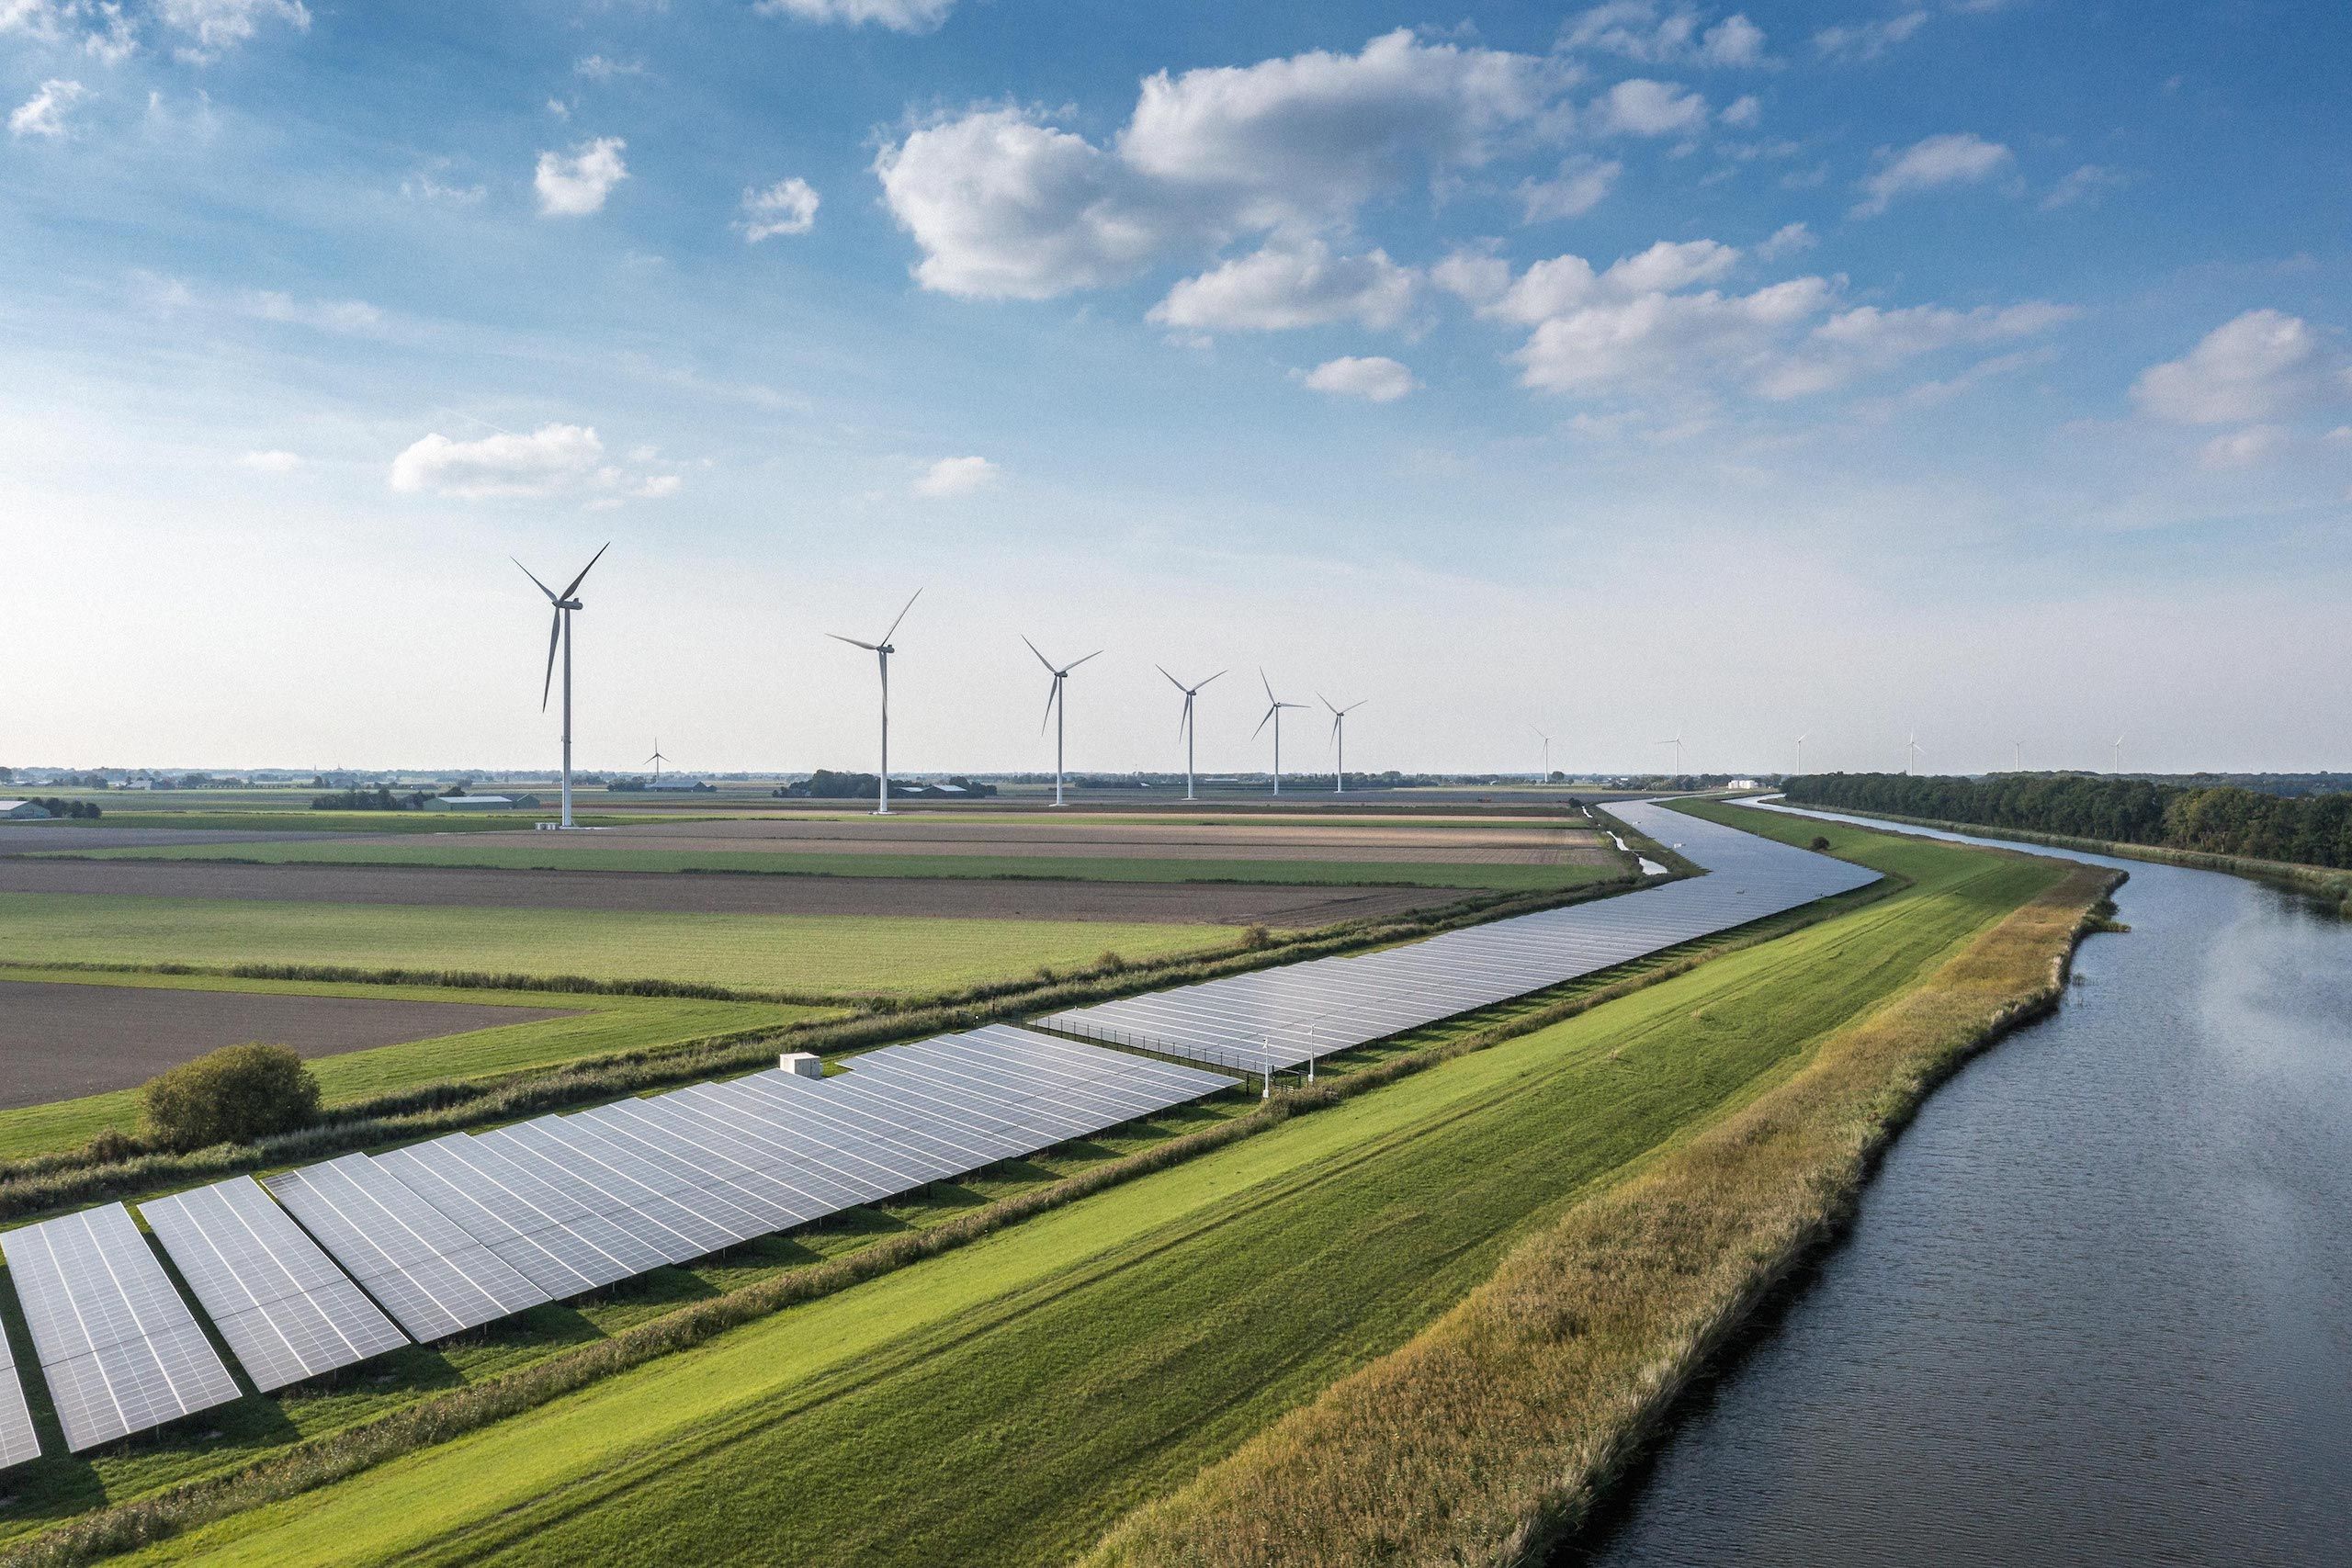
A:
1813,10,1928,60
755,0,953,32
2132,310,2346,425
1150,241,1414,333
1718,93,1760,126
876,30,1566,302
1757,220,1814,258
1480,239,1740,325
1591,77,1709,137
1299,355,1416,401
81,3,136,63
402,170,486,204
1519,153,1621,221
1561,5,1770,67
156,0,308,62
573,54,644,81
8,76,86,138
242,290,383,333
2199,424,2290,469
389,423,678,503
912,455,998,498
1431,248,1513,309
1758,300,2075,399
238,448,300,472
535,136,628,217
2041,163,2128,210
737,176,820,241
1853,130,2012,216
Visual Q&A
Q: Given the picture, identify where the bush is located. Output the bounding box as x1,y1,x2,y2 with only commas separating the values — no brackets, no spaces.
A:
1810,835,1833,852
141,1043,322,1153
1243,924,1273,950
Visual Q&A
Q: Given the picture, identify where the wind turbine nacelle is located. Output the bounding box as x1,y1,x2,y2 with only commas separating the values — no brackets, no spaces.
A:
556,599,583,611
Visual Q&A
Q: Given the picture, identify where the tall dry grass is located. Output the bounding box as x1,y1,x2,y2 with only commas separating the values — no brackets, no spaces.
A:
1084,861,2119,1568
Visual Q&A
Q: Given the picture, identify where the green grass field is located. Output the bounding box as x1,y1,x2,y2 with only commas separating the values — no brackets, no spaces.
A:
0,968,830,1159
48,839,1615,891
0,895,1240,998
109,822,2055,1568
17,811,656,833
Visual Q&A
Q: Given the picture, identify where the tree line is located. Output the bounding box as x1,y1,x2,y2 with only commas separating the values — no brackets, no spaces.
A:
1782,772,2352,871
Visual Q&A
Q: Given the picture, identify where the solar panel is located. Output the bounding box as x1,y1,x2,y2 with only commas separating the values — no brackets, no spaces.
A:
263,1155,546,1340
1036,800,1880,1073
0,1203,242,1450
140,1178,408,1392
0,1298,39,1471
372,1134,666,1296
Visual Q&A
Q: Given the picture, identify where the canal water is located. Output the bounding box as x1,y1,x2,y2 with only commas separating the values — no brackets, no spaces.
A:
1566,805,2352,1567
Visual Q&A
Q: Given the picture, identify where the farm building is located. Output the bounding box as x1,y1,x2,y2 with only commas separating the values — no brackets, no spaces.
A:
421,794,541,811
0,800,52,820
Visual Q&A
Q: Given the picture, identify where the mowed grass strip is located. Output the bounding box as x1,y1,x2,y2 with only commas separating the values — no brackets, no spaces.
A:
0,970,824,1160
115,829,2048,1568
0,894,1238,997
53,840,1612,892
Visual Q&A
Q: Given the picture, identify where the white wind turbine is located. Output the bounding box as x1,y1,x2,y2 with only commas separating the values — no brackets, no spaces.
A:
1321,695,1366,794
1905,731,1925,774
2015,739,2025,773
646,739,667,782
2112,733,2125,773
1255,671,1308,795
828,588,922,817
1656,735,1684,776
1794,732,1808,776
514,543,608,831
1533,727,1552,786
1025,637,1102,807
1158,666,1225,801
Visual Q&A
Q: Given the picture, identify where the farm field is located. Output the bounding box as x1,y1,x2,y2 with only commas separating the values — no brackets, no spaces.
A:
105,820,2061,1568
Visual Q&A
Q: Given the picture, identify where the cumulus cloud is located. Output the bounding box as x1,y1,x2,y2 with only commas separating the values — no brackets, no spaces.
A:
876,30,1566,303
1853,131,2012,216
2132,310,2346,425
1149,241,1414,333
389,423,679,503
238,448,300,472
1757,220,1814,258
1298,355,1416,401
737,176,820,241
756,0,953,31
2041,163,2129,210
1757,299,2075,399
156,0,308,62
913,455,998,498
1813,10,1928,61
1718,93,1760,126
8,77,87,137
2199,424,2290,469
242,289,382,333
1590,77,1709,137
1519,153,1621,221
573,54,645,81
536,137,628,217
1560,4,1770,67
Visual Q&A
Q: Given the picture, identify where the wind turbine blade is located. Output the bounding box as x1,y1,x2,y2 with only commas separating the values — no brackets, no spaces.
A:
1022,634,1057,673
559,541,610,601
1040,676,1060,735
1158,665,1188,694
1261,668,1275,705
1318,694,1337,715
1253,704,1275,740
882,586,922,646
828,633,879,650
540,610,561,711
1200,669,1226,688
1066,649,1103,671
513,558,558,602
1345,700,1366,715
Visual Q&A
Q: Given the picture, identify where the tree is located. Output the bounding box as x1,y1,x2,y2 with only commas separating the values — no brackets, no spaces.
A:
141,1043,322,1152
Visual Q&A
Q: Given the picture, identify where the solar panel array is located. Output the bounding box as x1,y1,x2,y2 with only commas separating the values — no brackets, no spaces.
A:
0,1203,242,1452
266,1028,1233,1342
1039,799,1880,1072
142,1178,408,1392
0,1303,37,1471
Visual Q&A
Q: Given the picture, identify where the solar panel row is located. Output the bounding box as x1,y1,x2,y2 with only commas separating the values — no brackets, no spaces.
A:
0,1297,37,1471
1037,799,1882,1073
266,1029,1235,1347
0,1203,242,1453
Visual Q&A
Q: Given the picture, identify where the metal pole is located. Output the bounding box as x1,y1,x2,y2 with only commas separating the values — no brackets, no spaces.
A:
560,609,574,829
1272,712,1281,797
1334,720,1343,795
1055,678,1065,807
876,652,889,816
1261,1034,1271,1100
1186,699,1195,800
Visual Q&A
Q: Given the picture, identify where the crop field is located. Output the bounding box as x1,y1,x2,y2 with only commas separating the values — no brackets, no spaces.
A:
90,820,2061,1568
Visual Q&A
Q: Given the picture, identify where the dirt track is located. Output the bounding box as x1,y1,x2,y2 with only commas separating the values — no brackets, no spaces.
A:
0,860,1463,927
0,981,577,1109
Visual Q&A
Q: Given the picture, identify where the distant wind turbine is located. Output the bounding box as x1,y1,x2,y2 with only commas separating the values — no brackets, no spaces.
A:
1533,727,1552,786
1025,637,1102,807
1794,732,1808,776
513,542,609,831
2112,733,2125,773
1656,735,1683,775
2014,739,2024,773
828,588,921,817
1255,671,1308,795
1905,731,1925,774
1158,666,1225,801
646,739,667,782
1322,695,1366,794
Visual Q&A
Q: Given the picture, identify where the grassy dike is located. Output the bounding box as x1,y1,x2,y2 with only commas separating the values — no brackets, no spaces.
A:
1083,805,2117,1568
26,818,2070,1568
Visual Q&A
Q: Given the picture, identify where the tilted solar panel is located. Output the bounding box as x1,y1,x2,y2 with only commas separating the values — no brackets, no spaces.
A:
141,1177,407,1392
0,1299,39,1470
0,1203,242,1450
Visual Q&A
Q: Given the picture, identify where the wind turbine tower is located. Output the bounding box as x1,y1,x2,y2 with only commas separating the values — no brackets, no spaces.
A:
1025,637,1102,807
1158,666,1225,801
1656,735,1684,776
514,543,609,831
646,739,667,782
1533,727,1552,786
1255,671,1308,796
828,588,922,817
1905,731,1925,774
2112,734,2125,773
1794,732,1807,776
1322,696,1365,794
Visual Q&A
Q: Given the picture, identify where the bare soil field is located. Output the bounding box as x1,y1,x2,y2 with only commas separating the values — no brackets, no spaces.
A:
0,980,580,1108
0,825,341,851
0,859,1456,926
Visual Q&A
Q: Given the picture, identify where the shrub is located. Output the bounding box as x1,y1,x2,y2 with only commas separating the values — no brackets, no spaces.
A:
80,1127,142,1164
141,1044,322,1153
1243,924,1273,950
1095,950,1129,975
1810,835,1833,852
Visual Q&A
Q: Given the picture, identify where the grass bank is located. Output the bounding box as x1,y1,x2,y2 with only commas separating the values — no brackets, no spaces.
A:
62,824,2052,1568
1082,818,2113,1568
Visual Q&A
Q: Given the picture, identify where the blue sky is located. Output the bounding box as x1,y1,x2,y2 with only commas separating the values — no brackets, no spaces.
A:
3,0,2348,776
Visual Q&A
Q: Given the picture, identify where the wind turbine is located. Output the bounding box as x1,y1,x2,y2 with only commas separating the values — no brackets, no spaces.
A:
1656,735,1683,776
646,739,667,782
1025,637,1102,807
1254,671,1307,795
1159,666,1225,801
1905,731,1925,774
2112,734,2125,774
1533,727,1552,786
2015,739,2024,773
828,588,921,817
513,543,608,830
1321,695,1365,794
